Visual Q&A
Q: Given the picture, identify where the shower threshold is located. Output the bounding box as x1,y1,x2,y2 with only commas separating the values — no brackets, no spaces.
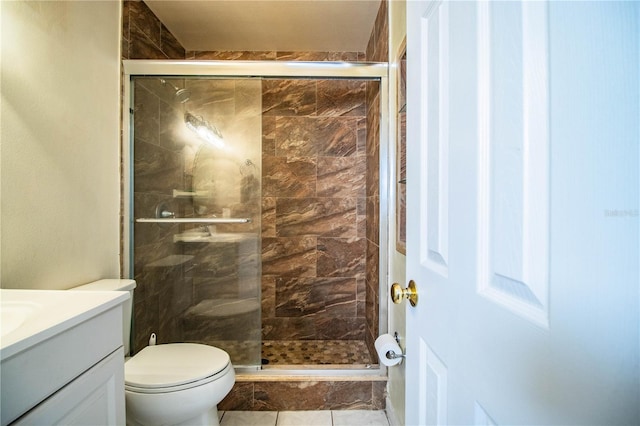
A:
234,366,385,379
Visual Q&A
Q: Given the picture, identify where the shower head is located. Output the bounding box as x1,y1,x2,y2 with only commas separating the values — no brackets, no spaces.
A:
159,79,191,103
174,88,191,103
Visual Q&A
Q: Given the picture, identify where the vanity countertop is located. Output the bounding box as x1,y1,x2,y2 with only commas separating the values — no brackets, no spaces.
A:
0,289,129,360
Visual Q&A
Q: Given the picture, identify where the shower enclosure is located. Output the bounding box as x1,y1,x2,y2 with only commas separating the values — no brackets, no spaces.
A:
124,61,388,371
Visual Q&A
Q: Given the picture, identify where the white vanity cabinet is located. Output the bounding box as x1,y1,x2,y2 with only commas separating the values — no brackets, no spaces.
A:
0,290,128,426
14,348,124,425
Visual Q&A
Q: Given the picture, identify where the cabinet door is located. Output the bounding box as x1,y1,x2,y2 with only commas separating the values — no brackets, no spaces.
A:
15,348,125,426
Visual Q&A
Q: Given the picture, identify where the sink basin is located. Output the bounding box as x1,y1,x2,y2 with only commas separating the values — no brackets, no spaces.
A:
0,289,128,359
0,301,40,337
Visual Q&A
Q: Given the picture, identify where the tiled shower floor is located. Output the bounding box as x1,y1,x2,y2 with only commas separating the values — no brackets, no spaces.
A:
201,339,376,367
261,340,374,366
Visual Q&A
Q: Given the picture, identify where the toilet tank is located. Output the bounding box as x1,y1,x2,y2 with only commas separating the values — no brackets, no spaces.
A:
70,279,136,356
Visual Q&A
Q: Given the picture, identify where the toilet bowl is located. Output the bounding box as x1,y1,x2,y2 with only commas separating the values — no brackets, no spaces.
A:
124,343,235,426
71,279,235,426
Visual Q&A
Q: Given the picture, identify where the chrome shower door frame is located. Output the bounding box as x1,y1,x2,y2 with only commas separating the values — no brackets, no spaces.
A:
122,60,389,375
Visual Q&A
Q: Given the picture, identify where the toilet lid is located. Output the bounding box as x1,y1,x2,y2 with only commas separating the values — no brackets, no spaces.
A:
125,343,230,389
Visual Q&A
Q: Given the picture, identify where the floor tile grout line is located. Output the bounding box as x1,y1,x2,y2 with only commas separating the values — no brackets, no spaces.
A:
219,410,390,426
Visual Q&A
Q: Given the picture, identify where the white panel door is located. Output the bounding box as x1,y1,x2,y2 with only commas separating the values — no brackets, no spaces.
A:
405,1,639,424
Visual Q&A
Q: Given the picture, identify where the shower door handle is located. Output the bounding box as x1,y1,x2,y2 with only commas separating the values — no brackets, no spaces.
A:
136,201,252,223
135,217,252,224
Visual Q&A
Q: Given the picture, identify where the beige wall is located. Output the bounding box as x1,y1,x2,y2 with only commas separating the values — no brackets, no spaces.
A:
387,0,406,425
1,1,121,289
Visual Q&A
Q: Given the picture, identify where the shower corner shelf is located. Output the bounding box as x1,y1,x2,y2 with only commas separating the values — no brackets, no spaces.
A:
173,231,210,243
146,254,194,268
172,189,210,198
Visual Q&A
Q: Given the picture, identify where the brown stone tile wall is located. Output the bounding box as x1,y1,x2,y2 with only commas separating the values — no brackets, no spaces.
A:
122,0,185,60
261,78,369,342
122,0,387,359
186,51,366,62
129,75,263,357
130,78,191,352
364,0,388,361
219,378,386,411
127,77,374,352
366,0,389,63
121,1,187,351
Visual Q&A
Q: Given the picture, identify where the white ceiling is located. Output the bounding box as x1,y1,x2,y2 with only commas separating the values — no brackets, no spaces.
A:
143,0,382,52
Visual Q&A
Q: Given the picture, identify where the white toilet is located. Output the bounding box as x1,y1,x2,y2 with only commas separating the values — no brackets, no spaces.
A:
72,279,235,426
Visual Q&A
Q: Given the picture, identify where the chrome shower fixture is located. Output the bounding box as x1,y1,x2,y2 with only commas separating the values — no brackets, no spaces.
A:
159,78,191,103
240,159,258,176
184,112,224,148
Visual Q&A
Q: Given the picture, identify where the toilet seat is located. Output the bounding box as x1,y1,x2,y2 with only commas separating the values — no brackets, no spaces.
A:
125,343,231,394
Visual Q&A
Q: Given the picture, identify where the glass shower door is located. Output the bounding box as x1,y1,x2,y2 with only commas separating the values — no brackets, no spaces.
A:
130,76,262,368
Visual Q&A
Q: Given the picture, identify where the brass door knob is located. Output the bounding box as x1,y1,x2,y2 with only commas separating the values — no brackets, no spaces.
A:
391,280,418,307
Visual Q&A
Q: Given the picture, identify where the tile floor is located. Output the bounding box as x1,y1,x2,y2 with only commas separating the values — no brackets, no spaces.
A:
219,410,389,426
